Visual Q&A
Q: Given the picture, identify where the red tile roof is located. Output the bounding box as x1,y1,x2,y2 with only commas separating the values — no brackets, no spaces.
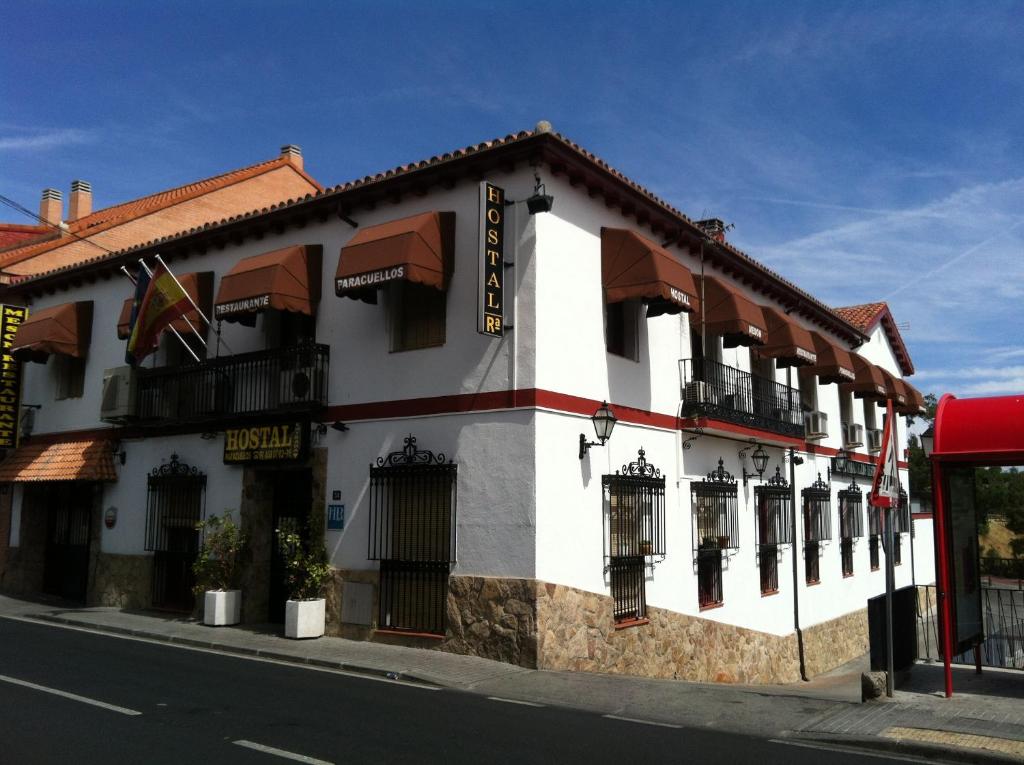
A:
834,302,914,376
0,439,118,482
0,223,51,251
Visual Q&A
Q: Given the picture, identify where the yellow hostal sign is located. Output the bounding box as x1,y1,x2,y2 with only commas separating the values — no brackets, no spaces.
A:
0,305,28,449
223,421,307,464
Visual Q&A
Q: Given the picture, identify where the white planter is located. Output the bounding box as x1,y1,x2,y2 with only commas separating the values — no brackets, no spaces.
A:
203,589,241,626
285,598,325,639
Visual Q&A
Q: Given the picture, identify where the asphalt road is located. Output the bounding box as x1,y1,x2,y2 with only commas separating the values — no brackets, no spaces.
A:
0,618,914,764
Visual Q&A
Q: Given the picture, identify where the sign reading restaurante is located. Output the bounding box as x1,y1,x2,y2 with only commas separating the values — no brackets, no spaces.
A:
223,421,307,464
0,305,28,448
478,182,504,337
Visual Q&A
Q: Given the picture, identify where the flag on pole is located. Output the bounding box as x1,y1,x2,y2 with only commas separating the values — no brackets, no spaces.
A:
123,267,150,365
870,399,900,508
126,260,192,364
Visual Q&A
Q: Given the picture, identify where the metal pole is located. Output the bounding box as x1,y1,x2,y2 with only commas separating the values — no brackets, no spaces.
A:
885,504,895,697
121,264,200,363
931,459,954,697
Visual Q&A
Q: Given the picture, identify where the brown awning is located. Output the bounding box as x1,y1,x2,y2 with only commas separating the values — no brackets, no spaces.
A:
895,380,927,416
214,245,322,325
0,439,117,482
798,331,857,386
11,301,93,364
756,306,817,368
693,275,766,348
335,211,454,301
840,354,887,400
601,228,698,317
117,272,213,340
879,369,908,408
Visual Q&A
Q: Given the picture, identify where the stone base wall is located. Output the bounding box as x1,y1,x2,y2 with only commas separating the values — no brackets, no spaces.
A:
90,553,153,610
443,576,538,668
536,582,802,683
802,607,869,677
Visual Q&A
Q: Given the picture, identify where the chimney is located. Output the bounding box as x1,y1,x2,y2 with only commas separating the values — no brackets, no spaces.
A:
696,217,727,243
39,188,63,227
280,144,303,171
68,180,92,221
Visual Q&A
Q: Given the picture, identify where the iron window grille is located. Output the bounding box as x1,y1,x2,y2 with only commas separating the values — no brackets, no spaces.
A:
893,534,903,566
838,482,865,539
894,488,911,534
145,454,206,610
609,556,646,622
869,535,880,570
801,474,832,543
368,435,457,634
805,541,821,584
698,549,724,607
841,539,854,577
691,459,740,552
603,449,666,562
755,467,790,596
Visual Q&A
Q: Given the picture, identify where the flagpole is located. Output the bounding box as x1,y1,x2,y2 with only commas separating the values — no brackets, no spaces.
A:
126,262,201,363
153,253,234,355
137,258,208,348
884,402,898,698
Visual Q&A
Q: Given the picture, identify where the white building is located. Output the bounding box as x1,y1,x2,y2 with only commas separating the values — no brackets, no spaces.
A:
0,124,931,683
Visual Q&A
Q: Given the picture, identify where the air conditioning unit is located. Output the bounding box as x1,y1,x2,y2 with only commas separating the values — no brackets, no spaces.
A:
100,366,137,422
279,368,324,407
804,411,828,439
683,381,713,405
867,428,884,452
843,422,865,448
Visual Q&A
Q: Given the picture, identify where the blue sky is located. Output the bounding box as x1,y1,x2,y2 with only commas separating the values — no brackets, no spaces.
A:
3,1,1022,398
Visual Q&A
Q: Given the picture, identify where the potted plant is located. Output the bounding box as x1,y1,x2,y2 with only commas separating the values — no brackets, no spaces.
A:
278,530,331,639
193,513,246,626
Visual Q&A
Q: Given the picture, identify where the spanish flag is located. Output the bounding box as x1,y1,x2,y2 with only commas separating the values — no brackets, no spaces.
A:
126,262,191,365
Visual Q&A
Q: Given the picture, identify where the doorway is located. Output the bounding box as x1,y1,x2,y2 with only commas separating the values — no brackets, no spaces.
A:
268,469,312,622
41,483,94,602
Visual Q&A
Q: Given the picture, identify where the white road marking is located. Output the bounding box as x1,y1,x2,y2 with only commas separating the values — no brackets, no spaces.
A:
233,739,333,764
769,738,934,762
603,714,682,729
0,672,142,716
487,696,545,707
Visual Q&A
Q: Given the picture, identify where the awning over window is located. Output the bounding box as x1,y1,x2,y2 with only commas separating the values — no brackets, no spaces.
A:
879,369,908,408
693,275,766,348
117,272,213,340
799,331,856,385
756,306,817,368
0,439,117,482
335,211,455,301
840,354,887,400
11,301,93,364
214,245,322,326
896,380,927,416
601,228,698,318
932,393,1024,465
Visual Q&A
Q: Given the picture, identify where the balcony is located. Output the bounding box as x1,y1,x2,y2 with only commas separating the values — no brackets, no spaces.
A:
680,358,803,439
135,343,329,425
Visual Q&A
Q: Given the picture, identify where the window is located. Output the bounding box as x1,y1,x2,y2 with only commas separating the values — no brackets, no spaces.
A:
755,469,793,596
802,476,831,585
265,309,314,349
839,390,854,430
606,299,639,360
54,356,85,400
863,399,878,431
603,450,664,624
869,535,880,570
368,436,456,634
692,459,738,607
390,282,446,352
893,534,903,566
838,484,864,578
868,505,881,570
799,370,817,413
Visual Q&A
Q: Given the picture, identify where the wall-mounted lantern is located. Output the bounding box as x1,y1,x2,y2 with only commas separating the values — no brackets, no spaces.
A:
739,443,769,486
579,401,617,459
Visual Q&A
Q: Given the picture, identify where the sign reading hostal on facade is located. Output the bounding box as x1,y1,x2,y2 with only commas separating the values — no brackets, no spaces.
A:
478,182,504,337
223,421,308,464
0,304,28,448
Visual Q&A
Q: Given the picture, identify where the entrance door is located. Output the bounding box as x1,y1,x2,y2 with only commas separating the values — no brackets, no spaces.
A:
43,484,93,601
146,456,206,611
268,469,312,622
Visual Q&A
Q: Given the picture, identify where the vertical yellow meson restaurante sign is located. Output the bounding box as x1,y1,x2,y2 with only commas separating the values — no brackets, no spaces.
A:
0,305,27,449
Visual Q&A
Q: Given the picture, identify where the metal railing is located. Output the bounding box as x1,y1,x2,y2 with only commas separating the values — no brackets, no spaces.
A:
136,343,329,423
981,557,1024,586
680,358,804,438
610,556,647,622
917,584,1024,670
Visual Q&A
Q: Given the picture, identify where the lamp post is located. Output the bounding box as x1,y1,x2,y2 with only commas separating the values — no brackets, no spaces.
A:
579,401,617,459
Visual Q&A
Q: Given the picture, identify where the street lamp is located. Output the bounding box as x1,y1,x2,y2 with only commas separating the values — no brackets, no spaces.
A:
920,426,934,458
579,401,617,459
740,443,769,486
828,447,848,481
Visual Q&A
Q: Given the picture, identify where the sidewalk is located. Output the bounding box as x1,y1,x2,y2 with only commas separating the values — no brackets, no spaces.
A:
3,593,1023,762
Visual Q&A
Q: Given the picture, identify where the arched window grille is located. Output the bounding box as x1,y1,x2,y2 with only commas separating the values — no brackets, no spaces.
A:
368,435,457,635
754,467,792,595
691,459,738,608
801,474,831,585
838,480,863,577
145,454,206,610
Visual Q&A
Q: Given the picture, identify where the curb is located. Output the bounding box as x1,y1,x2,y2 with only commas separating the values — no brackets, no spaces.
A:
791,731,1024,765
24,613,443,689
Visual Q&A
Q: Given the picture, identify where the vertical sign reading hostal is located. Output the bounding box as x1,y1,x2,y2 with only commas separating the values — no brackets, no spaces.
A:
478,182,504,337
0,305,28,448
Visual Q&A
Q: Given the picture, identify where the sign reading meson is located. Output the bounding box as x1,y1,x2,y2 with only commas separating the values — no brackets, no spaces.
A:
0,305,28,448
223,421,307,464
478,182,504,337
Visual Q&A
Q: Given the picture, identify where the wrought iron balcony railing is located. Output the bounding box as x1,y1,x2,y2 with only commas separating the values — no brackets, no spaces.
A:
680,358,804,438
135,343,329,424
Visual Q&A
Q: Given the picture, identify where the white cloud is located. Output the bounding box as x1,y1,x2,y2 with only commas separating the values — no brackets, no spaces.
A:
0,128,94,152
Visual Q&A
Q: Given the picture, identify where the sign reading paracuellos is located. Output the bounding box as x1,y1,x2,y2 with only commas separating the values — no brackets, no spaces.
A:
0,305,28,448
223,421,307,464
478,182,504,337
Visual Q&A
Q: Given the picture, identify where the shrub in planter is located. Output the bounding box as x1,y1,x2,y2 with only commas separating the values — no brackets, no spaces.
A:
193,513,246,626
278,530,331,639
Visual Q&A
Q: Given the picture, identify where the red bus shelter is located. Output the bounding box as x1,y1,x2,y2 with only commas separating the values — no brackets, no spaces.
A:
929,393,1024,697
